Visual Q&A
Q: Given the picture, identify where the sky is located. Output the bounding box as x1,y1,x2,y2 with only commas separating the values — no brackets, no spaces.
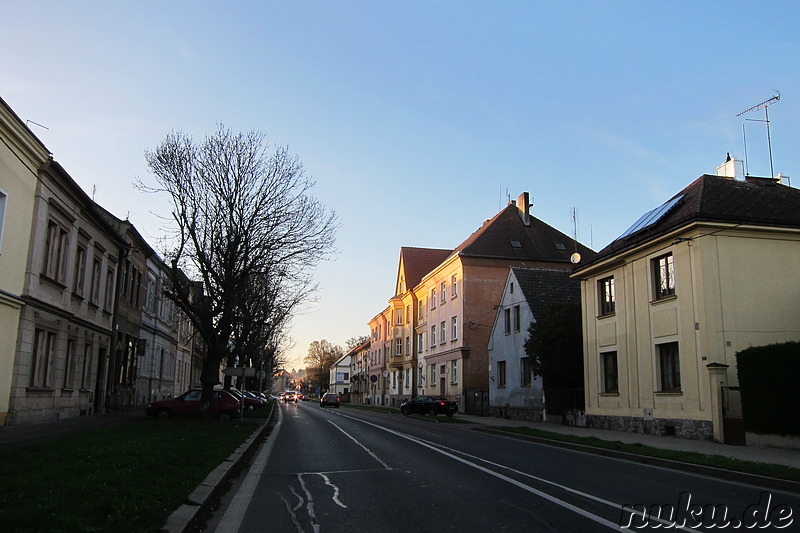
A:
3,1,799,371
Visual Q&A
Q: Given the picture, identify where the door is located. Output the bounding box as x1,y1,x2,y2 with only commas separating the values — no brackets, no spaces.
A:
722,386,746,446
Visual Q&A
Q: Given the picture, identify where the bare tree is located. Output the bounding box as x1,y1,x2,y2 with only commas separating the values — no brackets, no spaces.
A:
345,335,370,352
304,339,343,392
142,125,338,406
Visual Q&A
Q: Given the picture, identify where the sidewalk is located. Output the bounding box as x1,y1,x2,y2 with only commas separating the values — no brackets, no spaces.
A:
453,412,800,469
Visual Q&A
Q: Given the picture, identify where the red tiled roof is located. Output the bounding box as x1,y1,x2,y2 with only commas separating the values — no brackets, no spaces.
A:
400,247,453,289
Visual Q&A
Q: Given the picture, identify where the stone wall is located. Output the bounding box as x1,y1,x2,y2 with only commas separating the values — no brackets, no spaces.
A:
586,414,714,441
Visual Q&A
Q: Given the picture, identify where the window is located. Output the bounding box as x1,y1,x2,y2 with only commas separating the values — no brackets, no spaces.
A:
440,321,446,344
450,360,458,383
405,368,410,388
510,282,514,294
406,336,410,356
396,308,402,325
63,339,76,389
0,188,7,252
430,364,436,385
418,300,425,321
431,289,436,309
598,276,615,315
440,282,446,303
504,308,511,335
90,258,102,305
653,253,675,300
392,372,397,388
43,219,69,284
521,357,532,387
104,268,115,310
451,275,458,297
73,245,87,297
406,305,411,324
431,325,436,346
513,305,521,332
417,333,424,352
81,344,94,389
451,316,458,340
497,361,506,388
601,351,619,393
657,342,681,392
395,338,402,356
30,329,57,388
418,365,424,386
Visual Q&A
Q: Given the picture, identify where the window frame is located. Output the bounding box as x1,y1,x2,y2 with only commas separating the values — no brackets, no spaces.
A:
657,342,681,393
440,321,446,344
497,360,507,388
504,308,511,335
0,188,7,253
601,351,619,393
653,253,676,300
451,316,457,340
598,276,616,316
521,357,532,387
513,305,521,332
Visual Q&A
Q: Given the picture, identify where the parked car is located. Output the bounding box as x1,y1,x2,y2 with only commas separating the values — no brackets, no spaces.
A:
301,394,311,401
400,396,458,417
320,393,340,407
145,389,241,421
227,388,263,410
242,390,266,408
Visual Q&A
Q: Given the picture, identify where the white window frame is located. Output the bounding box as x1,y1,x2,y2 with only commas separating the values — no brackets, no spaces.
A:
440,321,446,344
451,316,457,340
0,188,7,253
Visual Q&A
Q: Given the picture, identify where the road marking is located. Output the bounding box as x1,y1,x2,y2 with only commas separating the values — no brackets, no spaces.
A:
214,406,283,533
328,420,391,471
319,473,347,509
339,413,697,532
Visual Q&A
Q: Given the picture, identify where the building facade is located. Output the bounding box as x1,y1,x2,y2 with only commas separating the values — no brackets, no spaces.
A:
0,98,51,426
487,267,580,421
9,160,121,425
573,165,800,442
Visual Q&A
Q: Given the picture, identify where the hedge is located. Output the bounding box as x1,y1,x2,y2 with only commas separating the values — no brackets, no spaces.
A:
736,341,800,436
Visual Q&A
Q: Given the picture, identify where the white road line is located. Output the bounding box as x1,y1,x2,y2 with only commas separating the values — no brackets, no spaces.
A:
339,413,697,532
298,474,320,533
327,420,391,470
318,473,348,509
214,406,283,533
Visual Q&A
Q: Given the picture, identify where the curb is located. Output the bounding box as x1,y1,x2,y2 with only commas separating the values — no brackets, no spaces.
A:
162,405,276,533
474,427,800,494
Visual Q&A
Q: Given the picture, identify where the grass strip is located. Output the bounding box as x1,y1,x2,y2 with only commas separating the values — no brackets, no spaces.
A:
0,417,259,533
485,425,800,483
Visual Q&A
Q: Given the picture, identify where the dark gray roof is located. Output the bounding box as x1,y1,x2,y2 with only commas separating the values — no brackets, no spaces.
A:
511,267,581,319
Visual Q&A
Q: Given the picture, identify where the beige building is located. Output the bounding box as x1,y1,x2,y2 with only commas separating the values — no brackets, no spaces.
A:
573,163,800,442
374,193,592,413
10,159,122,425
0,97,50,426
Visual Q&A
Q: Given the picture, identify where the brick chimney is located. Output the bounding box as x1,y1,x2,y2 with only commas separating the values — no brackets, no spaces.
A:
517,192,531,226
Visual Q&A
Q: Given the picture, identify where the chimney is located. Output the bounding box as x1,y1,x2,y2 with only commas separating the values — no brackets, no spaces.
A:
716,153,739,180
517,192,531,226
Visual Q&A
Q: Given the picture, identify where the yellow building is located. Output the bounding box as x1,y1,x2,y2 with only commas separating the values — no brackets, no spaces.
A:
573,165,800,442
0,98,50,426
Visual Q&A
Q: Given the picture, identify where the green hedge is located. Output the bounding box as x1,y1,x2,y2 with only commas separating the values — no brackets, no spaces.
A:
736,341,800,436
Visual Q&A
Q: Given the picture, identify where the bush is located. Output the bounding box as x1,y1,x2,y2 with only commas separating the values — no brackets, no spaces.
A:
736,341,800,436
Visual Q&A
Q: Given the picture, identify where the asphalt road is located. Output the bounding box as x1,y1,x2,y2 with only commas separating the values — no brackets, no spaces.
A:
208,401,800,532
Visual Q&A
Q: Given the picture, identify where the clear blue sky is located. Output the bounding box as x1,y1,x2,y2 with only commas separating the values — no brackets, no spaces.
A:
3,1,799,370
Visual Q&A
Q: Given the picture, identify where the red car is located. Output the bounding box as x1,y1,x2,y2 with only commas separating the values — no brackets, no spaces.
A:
145,389,241,421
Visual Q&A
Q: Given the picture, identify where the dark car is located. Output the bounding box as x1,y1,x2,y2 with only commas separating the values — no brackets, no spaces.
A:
228,388,263,410
145,389,241,421
400,396,458,417
320,393,340,407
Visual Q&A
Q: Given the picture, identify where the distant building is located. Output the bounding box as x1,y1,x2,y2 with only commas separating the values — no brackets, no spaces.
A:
328,353,352,397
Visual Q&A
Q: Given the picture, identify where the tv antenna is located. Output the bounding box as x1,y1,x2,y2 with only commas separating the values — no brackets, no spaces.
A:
737,93,780,178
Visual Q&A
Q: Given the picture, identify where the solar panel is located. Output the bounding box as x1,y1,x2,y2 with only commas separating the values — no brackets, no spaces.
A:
617,195,683,240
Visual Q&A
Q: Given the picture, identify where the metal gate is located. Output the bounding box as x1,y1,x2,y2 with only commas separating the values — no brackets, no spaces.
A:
722,386,746,446
464,389,489,416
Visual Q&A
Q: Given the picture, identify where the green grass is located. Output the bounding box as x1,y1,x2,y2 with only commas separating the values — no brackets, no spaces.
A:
484,426,800,483
0,417,261,533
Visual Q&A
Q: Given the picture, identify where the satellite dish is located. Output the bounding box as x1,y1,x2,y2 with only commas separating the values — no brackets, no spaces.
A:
570,252,581,264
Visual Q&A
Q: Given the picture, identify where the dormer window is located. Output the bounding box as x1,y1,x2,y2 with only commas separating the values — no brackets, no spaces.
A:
555,242,567,251
510,240,522,248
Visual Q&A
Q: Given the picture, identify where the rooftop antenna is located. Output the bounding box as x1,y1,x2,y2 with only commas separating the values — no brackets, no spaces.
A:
570,207,581,264
737,93,780,178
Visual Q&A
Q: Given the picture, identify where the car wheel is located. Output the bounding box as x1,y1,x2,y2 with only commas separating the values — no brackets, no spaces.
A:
401,407,410,416
157,408,171,420
218,411,232,422
446,412,454,417
427,406,437,416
